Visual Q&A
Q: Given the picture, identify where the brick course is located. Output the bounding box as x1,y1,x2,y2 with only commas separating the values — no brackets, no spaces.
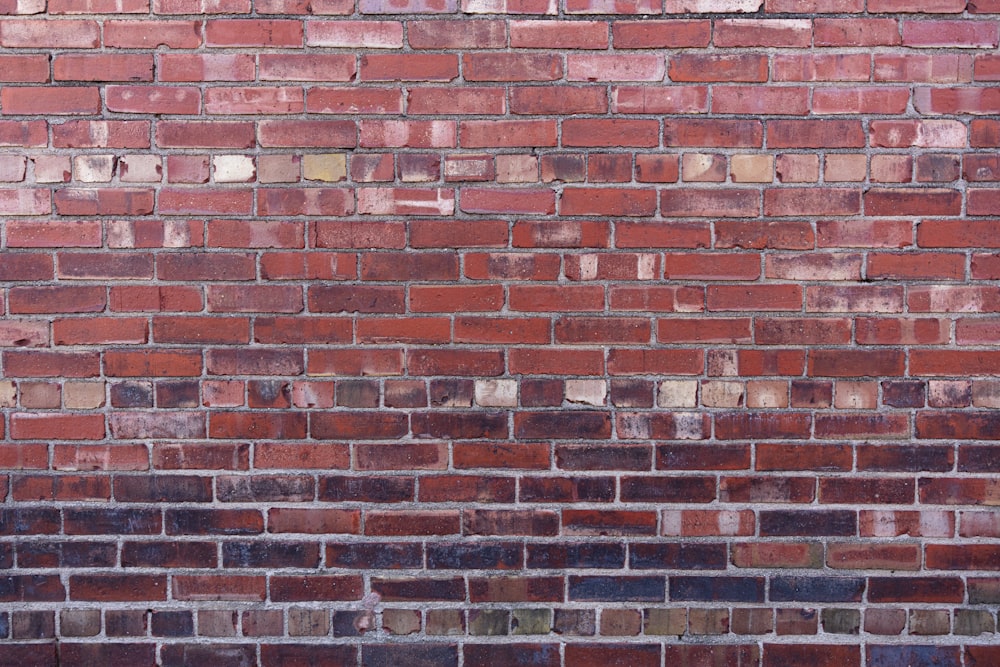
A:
0,0,997,661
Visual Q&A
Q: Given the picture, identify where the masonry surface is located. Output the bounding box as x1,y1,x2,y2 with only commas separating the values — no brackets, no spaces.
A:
0,0,998,664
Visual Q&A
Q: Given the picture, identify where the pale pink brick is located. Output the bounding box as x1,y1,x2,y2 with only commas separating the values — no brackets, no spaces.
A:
568,54,665,81
357,187,455,216
463,0,557,13
359,0,457,12
0,189,50,215
496,155,538,183
0,156,26,182
565,379,607,406
306,20,404,47
612,86,708,113
33,156,72,184
73,155,115,183
565,0,658,13
119,155,163,183
825,154,867,182
665,0,760,10
213,156,256,183
360,120,456,148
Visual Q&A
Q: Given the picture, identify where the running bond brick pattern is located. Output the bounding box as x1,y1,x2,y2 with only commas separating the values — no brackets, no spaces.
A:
0,0,998,665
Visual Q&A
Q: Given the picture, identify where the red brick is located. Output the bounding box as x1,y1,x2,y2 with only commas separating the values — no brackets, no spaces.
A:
0,120,47,147
156,121,254,149
665,119,763,147
362,54,458,81
670,53,767,82
567,54,665,81
715,19,811,47
408,19,505,48
205,19,301,46
511,86,606,115
877,53,973,83
814,18,900,46
613,20,709,47
769,120,865,148
104,20,202,48
865,188,962,216
1,87,100,115
714,86,809,115
613,86,708,114
54,54,152,82
764,644,859,667
775,53,870,81
511,19,608,48
463,53,562,81
662,189,759,218
70,575,167,602
157,54,252,83
0,19,99,47
412,87,505,115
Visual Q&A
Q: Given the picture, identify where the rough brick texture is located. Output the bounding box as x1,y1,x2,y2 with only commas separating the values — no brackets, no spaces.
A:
0,0,997,662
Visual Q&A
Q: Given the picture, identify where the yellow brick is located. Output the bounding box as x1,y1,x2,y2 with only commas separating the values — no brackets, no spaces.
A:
303,154,347,182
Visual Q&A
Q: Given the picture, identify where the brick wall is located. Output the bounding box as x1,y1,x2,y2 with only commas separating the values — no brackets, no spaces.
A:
0,0,999,664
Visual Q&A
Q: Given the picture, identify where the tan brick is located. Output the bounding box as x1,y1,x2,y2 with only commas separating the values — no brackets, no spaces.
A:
258,154,300,183
512,608,551,635
682,153,726,182
657,380,698,408
835,380,878,409
701,380,744,407
644,608,686,636
496,154,537,183
303,153,347,182
688,608,729,635
74,155,115,183
776,154,819,183
198,610,237,637
747,380,787,408
954,609,995,636
776,607,817,635
469,609,508,636
928,379,971,407
475,379,518,407
865,608,906,635
61,609,101,637
732,608,773,635
20,381,60,409
973,380,1000,408
382,609,421,635
0,381,16,408
426,609,464,636
731,154,773,183
64,382,105,409
565,379,606,406
242,610,282,637
870,154,912,183
600,609,641,636
288,608,329,637
910,610,950,635
825,154,867,182
555,609,595,636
